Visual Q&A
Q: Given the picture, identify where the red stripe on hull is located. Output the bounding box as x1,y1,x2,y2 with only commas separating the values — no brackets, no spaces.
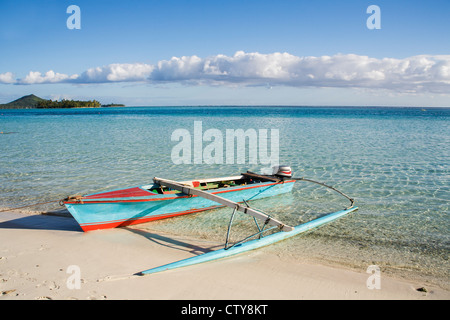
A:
83,187,152,199
79,206,220,232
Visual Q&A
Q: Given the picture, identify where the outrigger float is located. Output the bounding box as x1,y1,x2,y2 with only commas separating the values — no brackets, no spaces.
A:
62,166,358,275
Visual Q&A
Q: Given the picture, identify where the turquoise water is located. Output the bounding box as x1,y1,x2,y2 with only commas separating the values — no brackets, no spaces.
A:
1,107,449,288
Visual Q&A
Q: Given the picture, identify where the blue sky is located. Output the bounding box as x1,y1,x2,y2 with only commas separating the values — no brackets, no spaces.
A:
0,0,449,106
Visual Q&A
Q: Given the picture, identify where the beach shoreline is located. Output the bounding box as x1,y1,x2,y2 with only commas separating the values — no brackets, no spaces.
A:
0,210,448,300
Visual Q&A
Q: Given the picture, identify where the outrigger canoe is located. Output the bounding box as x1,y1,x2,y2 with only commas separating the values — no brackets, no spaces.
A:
62,166,358,275
63,171,296,232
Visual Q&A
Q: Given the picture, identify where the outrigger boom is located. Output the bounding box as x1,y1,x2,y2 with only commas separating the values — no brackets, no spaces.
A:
138,168,358,276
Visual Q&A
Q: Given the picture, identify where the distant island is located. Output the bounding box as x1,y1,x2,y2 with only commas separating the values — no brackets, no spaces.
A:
37,99,101,109
0,94,125,109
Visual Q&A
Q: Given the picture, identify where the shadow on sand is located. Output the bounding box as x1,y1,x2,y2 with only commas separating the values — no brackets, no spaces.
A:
0,211,82,232
125,226,223,256
0,211,222,256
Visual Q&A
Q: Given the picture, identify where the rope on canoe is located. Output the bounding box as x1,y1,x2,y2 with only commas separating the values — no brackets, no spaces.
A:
0,199,62,213
292,177,355,209
0,195,84,213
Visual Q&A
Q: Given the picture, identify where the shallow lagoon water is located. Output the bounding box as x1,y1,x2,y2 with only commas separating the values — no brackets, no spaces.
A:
1,106,448,288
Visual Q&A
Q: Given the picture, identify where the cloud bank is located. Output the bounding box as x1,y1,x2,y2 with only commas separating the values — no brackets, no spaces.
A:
2,52,450,93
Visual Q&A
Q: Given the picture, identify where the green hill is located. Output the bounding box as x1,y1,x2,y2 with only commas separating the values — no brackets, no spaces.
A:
0,94,47,109
0,94,102,109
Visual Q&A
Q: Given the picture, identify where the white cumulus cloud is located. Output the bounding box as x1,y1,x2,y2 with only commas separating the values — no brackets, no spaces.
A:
147,52,450,93
0,72,16,84
149,51,301,84
18,70,78,84
2,52,450,93
77,63,154,83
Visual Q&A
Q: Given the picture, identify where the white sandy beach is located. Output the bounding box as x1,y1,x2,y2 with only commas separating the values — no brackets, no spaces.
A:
0,210,448,301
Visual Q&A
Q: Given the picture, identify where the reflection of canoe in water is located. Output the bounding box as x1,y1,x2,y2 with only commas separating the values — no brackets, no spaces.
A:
63,172,296,232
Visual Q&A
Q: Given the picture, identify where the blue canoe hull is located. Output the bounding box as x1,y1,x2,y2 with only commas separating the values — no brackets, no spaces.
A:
64,179,295,232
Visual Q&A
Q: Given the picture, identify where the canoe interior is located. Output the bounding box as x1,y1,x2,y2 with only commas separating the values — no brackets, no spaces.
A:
142,175,268,195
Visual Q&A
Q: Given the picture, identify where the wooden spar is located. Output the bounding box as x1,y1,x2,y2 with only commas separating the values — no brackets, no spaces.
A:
138,206,358,275
241,172,281,182
153,177,294,232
